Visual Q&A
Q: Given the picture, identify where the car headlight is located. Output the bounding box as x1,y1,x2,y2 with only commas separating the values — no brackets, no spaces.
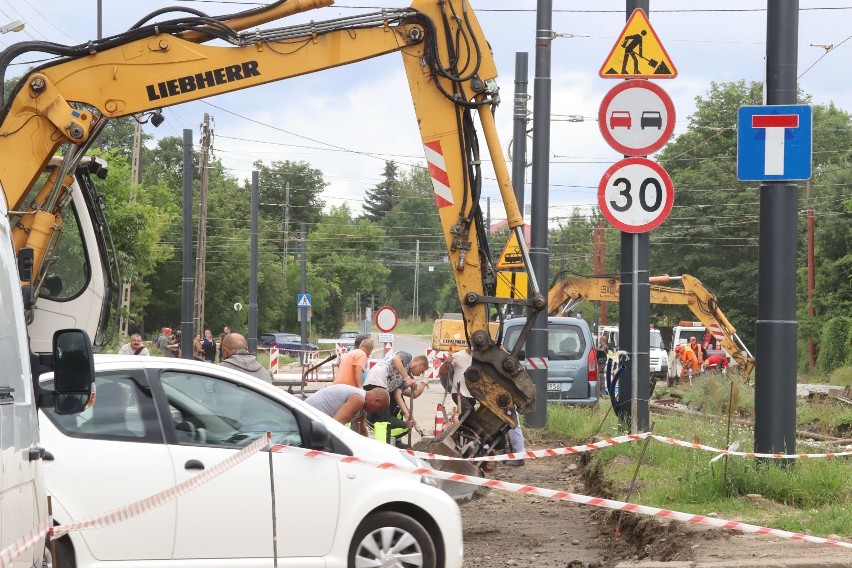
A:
400,452,439,488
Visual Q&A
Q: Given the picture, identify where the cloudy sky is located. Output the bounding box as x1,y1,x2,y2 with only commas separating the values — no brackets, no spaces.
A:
2,1,849,223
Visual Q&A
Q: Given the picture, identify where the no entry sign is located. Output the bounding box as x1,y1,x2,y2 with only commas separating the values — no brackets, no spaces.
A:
375,306,398,333
598,158,674,233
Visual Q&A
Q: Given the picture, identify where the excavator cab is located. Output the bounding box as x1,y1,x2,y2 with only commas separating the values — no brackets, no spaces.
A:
14,157,118,354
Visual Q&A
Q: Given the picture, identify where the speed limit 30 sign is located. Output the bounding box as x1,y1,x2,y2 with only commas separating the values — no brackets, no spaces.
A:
598,157,674,233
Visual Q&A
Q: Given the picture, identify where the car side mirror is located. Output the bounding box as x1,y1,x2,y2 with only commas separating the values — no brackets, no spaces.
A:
309,420,330,450
52,329,95,415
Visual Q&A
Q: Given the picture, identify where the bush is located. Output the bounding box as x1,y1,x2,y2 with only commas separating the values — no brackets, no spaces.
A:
818,316,852,374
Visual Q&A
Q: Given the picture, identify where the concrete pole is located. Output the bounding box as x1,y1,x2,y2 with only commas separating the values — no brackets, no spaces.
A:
526,0,552,429
755,1,799,456
248,171,259,353
180,130,194,359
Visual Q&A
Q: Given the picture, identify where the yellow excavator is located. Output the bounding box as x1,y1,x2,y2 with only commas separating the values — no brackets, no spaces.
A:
0,0,545,464
547,273,755,378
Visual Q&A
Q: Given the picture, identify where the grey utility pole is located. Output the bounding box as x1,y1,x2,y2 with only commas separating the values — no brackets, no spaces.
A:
180,130,194,359
413,239,420,319
617,0,651,433
512,52,529,209
248,171,259,353
526,1,553,429
755,2,799,456
300,222,308,364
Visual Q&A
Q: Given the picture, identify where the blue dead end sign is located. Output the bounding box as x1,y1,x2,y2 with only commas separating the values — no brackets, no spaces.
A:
737,105,812,181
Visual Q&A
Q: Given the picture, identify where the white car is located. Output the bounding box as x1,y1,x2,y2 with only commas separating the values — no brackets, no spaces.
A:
40,355,463,568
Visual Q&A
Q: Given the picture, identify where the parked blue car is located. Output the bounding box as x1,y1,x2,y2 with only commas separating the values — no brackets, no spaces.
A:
259,332,319,356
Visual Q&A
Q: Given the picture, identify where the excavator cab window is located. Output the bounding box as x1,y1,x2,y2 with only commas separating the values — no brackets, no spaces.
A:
41,204,89,300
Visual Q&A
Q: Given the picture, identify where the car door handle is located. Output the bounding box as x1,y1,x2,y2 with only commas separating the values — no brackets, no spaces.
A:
0,386,14,405
185,459,205,470
26,447,46,461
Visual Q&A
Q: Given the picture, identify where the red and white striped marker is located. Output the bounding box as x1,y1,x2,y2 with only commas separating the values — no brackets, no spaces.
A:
526,357,549,370
708,323,726,344
269,347,279,375
433,404,445,436
384,342,393,356
424,140,455,209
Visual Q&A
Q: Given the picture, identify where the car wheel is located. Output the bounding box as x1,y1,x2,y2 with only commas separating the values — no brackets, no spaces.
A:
348,511,436,568
44,535,76,568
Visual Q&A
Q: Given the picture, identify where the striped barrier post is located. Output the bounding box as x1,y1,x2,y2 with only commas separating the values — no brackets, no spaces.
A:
269,347,279,375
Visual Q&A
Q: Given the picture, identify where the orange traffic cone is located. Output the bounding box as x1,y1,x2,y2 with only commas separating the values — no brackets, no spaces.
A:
434,404,445,436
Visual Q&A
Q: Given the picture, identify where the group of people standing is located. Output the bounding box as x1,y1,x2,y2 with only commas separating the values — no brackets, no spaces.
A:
119,325,272,382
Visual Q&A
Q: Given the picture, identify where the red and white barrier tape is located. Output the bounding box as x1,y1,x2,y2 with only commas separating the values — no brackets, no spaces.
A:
409,432,852,463
0,519,52,568
650,435,852,459
52,434,269,538
270,443,852,550
406,432,651,462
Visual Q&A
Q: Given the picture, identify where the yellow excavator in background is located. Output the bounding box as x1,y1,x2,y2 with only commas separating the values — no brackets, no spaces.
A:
547,273,755,378
0,0,545,464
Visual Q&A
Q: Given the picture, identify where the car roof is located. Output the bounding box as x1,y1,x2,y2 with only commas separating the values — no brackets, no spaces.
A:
504,316,591,331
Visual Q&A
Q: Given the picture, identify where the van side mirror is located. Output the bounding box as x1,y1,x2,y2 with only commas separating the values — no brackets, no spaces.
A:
47,330,95,415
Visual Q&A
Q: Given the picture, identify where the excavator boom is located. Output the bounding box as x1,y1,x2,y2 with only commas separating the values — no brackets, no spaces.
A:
549,273,755,378
0,0,543,460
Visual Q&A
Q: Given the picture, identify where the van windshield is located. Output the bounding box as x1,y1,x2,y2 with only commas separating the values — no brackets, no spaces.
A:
650,332,662,349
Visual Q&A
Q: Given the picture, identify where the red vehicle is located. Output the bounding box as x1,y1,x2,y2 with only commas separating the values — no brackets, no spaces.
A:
609,110,632,129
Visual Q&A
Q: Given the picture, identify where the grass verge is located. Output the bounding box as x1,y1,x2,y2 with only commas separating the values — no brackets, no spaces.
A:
545,380,852,539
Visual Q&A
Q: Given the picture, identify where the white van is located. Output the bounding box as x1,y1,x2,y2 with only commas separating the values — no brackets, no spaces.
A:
598,325,669,380
1,187,94,567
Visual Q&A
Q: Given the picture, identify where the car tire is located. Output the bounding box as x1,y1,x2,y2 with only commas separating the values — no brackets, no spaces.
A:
44,535,76,568
348,511,436,568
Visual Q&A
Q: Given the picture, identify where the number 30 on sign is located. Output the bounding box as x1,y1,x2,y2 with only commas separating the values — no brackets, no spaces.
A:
598,157,674,233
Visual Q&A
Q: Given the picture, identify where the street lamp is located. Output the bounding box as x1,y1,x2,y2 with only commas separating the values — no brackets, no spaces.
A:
0,19,25,34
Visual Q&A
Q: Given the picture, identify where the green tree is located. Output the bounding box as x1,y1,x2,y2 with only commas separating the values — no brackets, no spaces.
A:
308,204,390,329
362,161,401,222
651,81,851,353
380,166,452,318
92,117,153,164
88,150,178,328
254,159,327,230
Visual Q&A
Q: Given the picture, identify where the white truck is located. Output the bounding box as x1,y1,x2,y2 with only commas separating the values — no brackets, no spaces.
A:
1,170,95,565
597,325,669,380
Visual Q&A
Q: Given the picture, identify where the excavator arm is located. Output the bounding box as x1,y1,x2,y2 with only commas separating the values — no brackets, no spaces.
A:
548,273,755,378
0,0,542,458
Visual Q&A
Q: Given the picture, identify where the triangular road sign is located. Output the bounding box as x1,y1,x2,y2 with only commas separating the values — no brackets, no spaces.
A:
496,232,524,269
599,9,677,79
495,271,528,299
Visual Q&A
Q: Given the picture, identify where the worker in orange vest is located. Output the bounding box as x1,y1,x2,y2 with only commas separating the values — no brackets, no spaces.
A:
675,345,700,385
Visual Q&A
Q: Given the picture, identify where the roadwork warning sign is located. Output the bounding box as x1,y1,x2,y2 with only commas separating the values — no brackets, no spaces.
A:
599,9,677,79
